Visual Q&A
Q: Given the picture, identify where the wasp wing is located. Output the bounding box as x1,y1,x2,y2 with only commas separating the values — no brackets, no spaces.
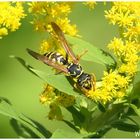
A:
27,48,68,74
51,22,78,64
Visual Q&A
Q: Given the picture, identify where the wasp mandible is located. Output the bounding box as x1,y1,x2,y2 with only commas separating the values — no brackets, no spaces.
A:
27,22,96,93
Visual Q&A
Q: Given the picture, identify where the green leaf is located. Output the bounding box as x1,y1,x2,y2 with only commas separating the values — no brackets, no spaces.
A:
11,55,79,96
10,119,39,138
66,35,116,68
66,106,85,126
10,55,43,79
0,98,19,120
133,71,140,85
31,69,78,96
63,120,80,133
129,104,140,117
111,121,139,132
138,61,140,71
0,97,12,105
131,71,140,99
98,103,106,112
51,129,82,138
0,98,50,138
25,117,52,138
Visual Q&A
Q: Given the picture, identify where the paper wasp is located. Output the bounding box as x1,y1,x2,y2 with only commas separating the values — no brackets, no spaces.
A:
27,22,96,93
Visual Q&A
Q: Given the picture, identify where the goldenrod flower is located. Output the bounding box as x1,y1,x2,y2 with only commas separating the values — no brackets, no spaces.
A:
118,63,138,76
56,18,78,37
37,2,140,105
28,2,78,37
0,2,26,39
0,28,8,39
40,40,51,54
39,84,56,104
86,70,131,104
105,2,140,41
40,84,75,108
56,93,75,107
83,1,97,10
86,2,139,104
107,37,125,57
40,37,66,58
123,25,140,41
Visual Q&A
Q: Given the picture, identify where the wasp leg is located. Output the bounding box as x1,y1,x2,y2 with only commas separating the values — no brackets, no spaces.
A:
55,71,63,75
74,83,87,95
77,49,88,61
74,83,78,89
65,53,69,62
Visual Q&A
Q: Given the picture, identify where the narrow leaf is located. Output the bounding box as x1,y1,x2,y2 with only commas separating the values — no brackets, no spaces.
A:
51,129,82,138
67,106,85,124
111,121,139,132
0,99,19,120
10,118,39,138
31,68,78,96
0,98,48,138
25,117,52,138
131,71,140,99
129,104,140,117
11,55,79,96
66,35,116,68
63,120,80,133
0,97,12,105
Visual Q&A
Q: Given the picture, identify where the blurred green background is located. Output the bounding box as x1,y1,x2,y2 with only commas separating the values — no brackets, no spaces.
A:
0,2,139,138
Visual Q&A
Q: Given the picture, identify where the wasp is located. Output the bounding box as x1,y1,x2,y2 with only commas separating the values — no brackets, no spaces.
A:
27,22,96,93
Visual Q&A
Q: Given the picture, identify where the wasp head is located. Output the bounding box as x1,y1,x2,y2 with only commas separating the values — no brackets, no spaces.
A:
77,73,96,92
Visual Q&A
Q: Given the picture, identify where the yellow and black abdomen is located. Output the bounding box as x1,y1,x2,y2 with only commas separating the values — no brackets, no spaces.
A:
67,63,93,90
77,73,92,90
44,52,67,65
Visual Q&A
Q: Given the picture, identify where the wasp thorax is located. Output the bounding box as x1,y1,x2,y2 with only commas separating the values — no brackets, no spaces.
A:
67,63,83,78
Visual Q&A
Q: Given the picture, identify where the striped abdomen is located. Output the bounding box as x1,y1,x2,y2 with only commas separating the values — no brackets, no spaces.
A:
44,52,67,65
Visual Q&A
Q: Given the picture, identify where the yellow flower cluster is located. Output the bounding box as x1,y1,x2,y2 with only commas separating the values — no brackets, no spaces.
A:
108,37,139,76
28,2,78,36
40,84,75,120
105,2,140,77
39,36,66,57
105,2,140,41
87,70,130,104
40,84,75,108
86,2,140,104
83,1,97,10
40,38,56,54
0,2,26,39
